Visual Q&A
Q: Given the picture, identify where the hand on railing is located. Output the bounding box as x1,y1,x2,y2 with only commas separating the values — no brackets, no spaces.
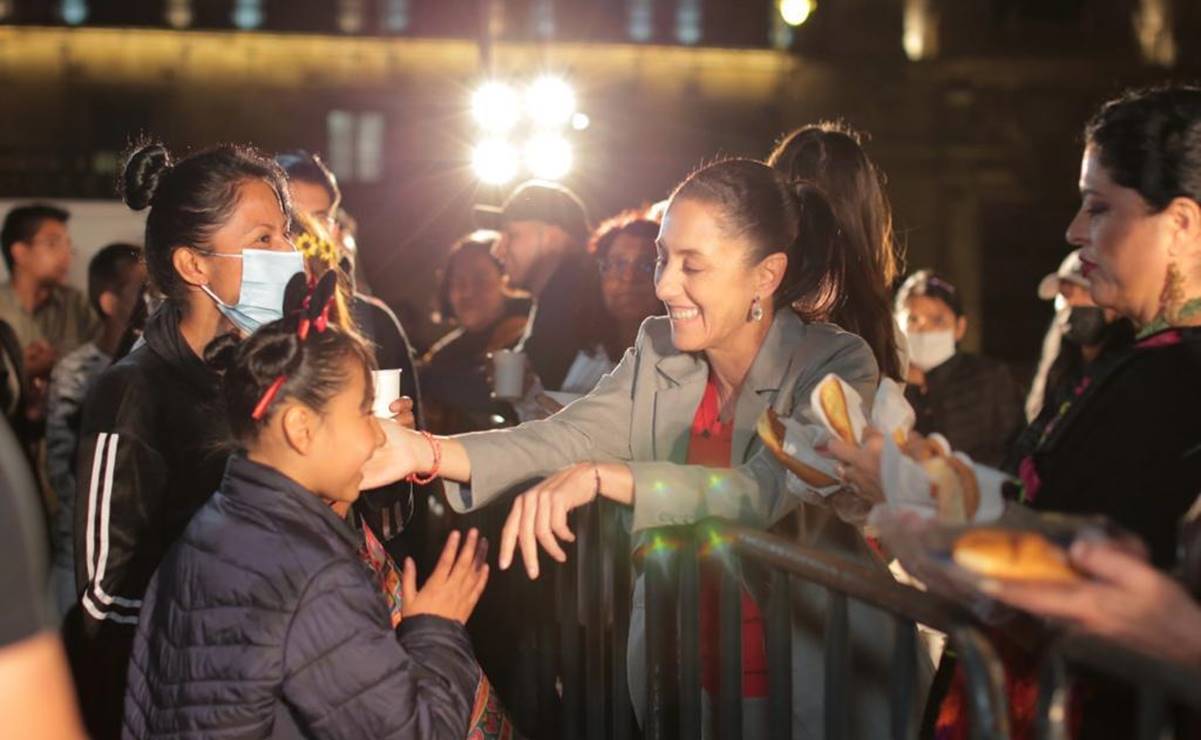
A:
982,538,1201,668
498,462,634,579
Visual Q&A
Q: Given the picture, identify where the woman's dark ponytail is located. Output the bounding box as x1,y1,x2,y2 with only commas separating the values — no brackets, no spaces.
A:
768,123,903,380
777,182,847,321
120,142,173,211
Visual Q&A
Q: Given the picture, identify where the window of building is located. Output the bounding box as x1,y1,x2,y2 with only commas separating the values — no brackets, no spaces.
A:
381,0,411,32
628,0,653,42
231,0,263,30
675,0,701,44
327,110,386,183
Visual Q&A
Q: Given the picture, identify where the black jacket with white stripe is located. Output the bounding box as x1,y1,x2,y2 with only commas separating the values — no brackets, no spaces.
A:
66,302,231,739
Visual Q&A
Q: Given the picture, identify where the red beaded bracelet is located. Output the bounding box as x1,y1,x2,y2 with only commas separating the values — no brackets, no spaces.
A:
406,430,441,485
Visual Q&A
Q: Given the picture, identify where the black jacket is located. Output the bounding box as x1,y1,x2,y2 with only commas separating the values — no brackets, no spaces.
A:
1024,327,1201,568
906,352,1025,467
123,455,480,739
520,250,604,392
66,303,230,738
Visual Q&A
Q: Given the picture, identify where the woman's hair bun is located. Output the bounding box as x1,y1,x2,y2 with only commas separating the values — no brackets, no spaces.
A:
203,332,242,375
120,142,173,211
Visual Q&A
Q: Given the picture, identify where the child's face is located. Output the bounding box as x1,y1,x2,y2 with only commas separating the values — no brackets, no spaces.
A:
307,357,385,503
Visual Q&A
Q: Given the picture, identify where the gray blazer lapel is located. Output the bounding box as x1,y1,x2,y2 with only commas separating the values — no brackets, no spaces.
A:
651,353,708,463
731,312,805,462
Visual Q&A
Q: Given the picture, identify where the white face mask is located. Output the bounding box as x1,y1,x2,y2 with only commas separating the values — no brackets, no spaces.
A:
906,329,956,371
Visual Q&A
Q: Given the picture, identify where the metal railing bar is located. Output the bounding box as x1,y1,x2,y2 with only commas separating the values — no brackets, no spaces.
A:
949,626,1012,740
1054,634,1201,711
889,616,917,740
719,562,743,738
823,589,851,740
766,570,794,740
678,535,702,739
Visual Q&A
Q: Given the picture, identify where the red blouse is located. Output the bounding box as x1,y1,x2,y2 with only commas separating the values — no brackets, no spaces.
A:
689,375,769,699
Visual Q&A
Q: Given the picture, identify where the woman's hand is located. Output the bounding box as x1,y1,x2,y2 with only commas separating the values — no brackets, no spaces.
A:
499,463,627,579
821,427,886,511
401,529,490,625
389,396,416,430
985,539,1201,666
361,420,424,490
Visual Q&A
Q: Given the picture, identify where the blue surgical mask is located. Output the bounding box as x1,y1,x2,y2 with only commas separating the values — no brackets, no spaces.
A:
200,248,305,335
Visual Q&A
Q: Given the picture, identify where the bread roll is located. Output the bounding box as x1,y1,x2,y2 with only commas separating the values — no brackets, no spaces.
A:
756,409,840,488
952,529,1080,583
818,376,856,444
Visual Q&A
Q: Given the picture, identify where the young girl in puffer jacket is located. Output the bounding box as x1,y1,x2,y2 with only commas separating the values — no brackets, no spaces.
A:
123,274,493,740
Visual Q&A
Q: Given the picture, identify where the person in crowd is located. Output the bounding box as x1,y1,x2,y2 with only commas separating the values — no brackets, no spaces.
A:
593,211,663,361
512,209,663,420
0,318,26,425
0,204,99,379
475,179,607,393
0,415,86,740
895,269,1024,467
124,287,489,738
1008,249,1134,469
278,150,435,571
767,122,908,379
366,159,929,738
45,243,146,617
275,151,423,404
420,231,530,434
828,85,1201,739
64,142,305,739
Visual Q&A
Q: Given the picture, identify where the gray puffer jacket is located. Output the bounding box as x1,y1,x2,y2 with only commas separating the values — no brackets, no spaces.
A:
123,455,479,739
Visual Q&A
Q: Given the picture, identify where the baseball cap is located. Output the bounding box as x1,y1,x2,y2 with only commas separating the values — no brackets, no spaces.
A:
1037,249,1089,301
474,180,590,245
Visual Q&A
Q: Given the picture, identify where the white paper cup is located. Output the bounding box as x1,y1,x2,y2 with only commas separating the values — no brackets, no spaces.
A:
371,369,403,418
491,349,526,401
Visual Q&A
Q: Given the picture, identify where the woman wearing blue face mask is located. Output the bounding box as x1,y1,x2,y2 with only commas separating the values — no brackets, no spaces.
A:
62,142,302,739
895,269,1025,467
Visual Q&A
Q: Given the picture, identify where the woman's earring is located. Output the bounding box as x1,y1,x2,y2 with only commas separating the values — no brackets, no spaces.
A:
750,296,764,322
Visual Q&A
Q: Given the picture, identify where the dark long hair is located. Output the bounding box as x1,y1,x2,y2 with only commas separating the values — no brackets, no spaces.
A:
120,142,291,304
1086,86,1201,211
767,123,904,380
670,157,852,318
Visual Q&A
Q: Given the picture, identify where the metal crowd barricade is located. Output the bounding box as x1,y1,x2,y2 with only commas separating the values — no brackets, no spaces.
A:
557,504,1010,740
556,506,1201,740
643,519,1010,740
1035,633,1201,740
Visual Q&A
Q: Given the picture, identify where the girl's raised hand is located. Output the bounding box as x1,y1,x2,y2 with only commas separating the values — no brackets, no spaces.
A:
401,529,490,625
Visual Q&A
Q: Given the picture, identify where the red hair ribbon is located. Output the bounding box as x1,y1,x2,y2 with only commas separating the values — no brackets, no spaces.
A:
248,271,337,422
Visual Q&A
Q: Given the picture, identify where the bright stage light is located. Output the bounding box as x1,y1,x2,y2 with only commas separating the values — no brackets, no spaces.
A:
524,134,572,181
779,0,816,27
472,139,519,185
471,82,521,133
525,76,576,128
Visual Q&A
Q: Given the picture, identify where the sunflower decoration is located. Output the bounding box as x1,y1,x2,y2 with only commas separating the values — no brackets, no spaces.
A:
293,211,342,269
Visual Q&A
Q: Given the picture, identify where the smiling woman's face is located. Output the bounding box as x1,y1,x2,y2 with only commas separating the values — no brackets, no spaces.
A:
1066,146,1174,325
654,197,762,353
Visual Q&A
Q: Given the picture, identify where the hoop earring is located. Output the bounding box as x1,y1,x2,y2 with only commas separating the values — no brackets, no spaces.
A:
750,296,764,322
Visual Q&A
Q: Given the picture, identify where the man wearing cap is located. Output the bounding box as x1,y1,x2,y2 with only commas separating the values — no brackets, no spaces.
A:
1012,251,1135,465
895,269,1025,467
477,180,604,392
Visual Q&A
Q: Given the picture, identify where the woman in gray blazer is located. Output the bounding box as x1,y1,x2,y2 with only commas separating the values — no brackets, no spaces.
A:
367,159,929,737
